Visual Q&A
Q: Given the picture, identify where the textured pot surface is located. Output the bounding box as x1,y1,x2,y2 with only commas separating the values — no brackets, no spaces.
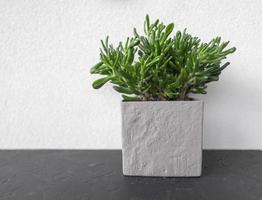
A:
121,101,203,177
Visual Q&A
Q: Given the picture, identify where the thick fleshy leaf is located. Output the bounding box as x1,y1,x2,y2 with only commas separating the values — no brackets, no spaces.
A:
90,62,103,74
92,77,111,89
113,86,133,94
122,95,141,101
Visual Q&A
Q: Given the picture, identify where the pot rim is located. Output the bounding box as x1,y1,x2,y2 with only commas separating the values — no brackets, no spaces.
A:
121,100,203,103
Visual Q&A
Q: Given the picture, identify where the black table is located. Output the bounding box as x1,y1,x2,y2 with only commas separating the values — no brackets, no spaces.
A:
0,150,261,200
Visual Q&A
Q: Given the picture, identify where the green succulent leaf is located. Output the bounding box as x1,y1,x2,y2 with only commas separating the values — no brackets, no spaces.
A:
92,77,112,89
113,86,133,94
90,62,103,74
122,95,141,101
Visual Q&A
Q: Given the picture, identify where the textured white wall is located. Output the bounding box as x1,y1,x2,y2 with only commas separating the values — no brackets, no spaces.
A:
0,0,262,149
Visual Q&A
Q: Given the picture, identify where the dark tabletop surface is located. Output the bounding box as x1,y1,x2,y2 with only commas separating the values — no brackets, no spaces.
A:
0,150,261,200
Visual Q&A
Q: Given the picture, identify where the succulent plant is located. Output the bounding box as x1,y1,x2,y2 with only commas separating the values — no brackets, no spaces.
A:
90,15,236,101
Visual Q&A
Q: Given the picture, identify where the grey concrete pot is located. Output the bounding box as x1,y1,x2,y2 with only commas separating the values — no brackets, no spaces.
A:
121,101,203,177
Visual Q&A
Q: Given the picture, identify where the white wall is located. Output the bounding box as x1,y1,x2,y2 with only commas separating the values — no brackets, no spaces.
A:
0,0,262,149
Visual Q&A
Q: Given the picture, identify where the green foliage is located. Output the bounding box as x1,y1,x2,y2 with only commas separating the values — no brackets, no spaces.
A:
90,15,236,101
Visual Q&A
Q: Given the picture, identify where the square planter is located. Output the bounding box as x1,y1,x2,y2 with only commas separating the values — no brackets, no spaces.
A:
121,101,203,177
